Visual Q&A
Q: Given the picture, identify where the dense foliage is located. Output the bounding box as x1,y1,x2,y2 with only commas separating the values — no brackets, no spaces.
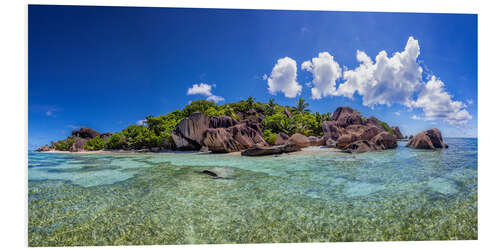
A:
51,137,76,151
48,97,399,151
84,137,105,151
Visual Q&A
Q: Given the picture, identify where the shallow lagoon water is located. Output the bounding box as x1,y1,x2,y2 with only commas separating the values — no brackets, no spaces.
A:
28,138,477,246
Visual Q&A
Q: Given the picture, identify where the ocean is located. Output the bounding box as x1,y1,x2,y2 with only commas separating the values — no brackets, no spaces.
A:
28,138,477,246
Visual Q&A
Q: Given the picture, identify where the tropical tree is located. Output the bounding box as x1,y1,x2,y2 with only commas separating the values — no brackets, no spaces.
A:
292,98,310,114
246,96,256,110
265,98,277,116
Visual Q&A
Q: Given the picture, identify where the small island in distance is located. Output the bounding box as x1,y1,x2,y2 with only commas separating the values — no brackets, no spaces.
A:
36,97,448,156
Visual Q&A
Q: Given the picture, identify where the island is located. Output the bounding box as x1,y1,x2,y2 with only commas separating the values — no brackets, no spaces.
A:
36,98,447,155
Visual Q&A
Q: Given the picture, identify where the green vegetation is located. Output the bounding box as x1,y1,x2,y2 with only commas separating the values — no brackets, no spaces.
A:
48,97,400,151
51,137,76,151
84,137,105,151
105,133,127,150
263,129,277,145
378,121,396,136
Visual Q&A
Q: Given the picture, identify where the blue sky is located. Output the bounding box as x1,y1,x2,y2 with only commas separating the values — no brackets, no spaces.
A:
28,5,477,148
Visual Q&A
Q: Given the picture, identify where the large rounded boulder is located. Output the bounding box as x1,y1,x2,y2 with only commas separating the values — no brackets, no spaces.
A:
209,116,238,128
274,132,289,145
322,121,343,141
171,112,210,150
331,106,363,128
202,128,244,153
70,138,89,152
370,131,397,150
78,126,100,139
406,128,448,149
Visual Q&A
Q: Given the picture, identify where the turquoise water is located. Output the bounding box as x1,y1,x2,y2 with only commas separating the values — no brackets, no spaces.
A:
28,138,477,246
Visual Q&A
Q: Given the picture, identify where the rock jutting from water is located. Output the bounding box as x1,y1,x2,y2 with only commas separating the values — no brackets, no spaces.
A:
241,143,302,156
406,128,448,150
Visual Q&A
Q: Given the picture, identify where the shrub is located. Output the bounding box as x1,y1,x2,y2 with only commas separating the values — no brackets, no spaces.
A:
51,137,76,151
84,137,105,151
105,133,127,150
263,129,277,145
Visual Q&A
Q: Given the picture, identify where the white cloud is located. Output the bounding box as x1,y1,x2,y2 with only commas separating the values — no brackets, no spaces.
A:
262,74,268,80
333,36,471,126
467,99,474,105
395,111,401,116
187,83,213,96
301,52,342,100
137,119,146,125
335,36,422,107
206,95,225,103
411,115,422,120
45,111,53,116
413,76,472,125
187,83,225,103
267,57,302,98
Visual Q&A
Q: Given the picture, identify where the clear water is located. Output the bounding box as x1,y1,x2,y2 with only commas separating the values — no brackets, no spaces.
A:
28,138,477,246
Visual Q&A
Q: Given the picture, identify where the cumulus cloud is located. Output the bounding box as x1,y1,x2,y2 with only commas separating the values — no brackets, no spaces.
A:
413,76,472,125
187,83,213,96
301,52,342,99
137,119,146,125
411,115,422,120
267,57,302,98
187,83,225,103
333,36,471,126
206,95,224,103
335,37,422,107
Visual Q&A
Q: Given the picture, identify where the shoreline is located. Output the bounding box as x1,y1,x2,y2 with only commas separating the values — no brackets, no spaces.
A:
34,146,344,156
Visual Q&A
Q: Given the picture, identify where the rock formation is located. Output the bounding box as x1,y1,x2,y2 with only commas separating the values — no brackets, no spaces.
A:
171,112,211,150
274,132,289,145
70,138,89,152
320,106,397,153
202,128,244,153
78,126,100,139
241,143,301,156
392,126,404,139
406,128,448,149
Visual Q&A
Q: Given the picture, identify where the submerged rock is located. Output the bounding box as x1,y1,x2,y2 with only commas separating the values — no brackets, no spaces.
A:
202,167,234,179
241,143,301,156
406,128,448,150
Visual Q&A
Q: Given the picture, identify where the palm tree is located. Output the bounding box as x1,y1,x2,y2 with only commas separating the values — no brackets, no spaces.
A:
265,98,277,115
292,98,310,114
246,96,255,111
